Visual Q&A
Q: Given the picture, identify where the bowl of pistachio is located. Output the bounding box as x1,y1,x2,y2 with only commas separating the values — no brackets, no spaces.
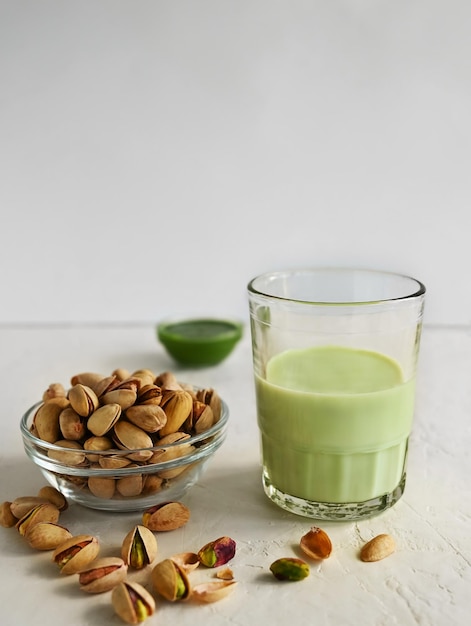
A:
20,368,229,512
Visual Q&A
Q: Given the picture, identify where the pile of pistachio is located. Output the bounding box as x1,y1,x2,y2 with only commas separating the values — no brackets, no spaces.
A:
30,369,222,500
0,489,238,623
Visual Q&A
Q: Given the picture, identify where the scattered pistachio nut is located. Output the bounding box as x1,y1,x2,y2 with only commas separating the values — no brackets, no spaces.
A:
360,533,396,562
198,536,236,568
300,526,332,560
52,534,100,575
16,502,60,536
25,522,72,551
10,496,49,519
121,525,158,569
142,501,190,532
270,557,310,581
112,581,156,624
0,502,18,528
192,580,237,603
37,486,68,511
151,558,191,601
79,557,128,593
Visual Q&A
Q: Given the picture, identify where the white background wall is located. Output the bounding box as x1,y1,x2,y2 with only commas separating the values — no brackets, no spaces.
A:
1,0,470,326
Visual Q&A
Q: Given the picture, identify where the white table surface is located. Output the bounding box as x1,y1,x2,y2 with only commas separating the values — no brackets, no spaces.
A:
0,324,469,625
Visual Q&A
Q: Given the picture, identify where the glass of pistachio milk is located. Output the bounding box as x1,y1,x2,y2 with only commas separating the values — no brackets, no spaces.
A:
247,268,425,520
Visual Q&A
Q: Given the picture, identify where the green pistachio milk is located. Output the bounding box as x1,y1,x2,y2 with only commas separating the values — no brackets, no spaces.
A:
256,345,416,503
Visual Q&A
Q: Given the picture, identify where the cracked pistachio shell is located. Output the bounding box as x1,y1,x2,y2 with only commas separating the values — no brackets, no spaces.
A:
137,384,162,405
170,552,200,573
16,502,60,536
121,525,158,569
300,526,332,560
159,390,193,436
151,558,191,601
68,384,99,417
10,496,49,519
270,557,310,581
79,557,128,593
0,502,18,528
198,536,236,568
87,403,122,436
191,401,215,433
196,388,222,421
52,534,100,575
112,581,156,624
142,502,190,532
192,580,237,603
25,522,72,551
113,421,153,452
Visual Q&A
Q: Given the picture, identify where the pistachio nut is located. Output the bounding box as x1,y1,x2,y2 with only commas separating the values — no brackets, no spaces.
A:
131,369,156,388
101,388,137,410
360,533,396,562
16,502,61,536
70,372,105,388
37,486,68,511
83,435,114,462
142,501,190,532
191,401,215,434
300,526,332,560
52,534,100,575
269,557,310,581
113,421,153,462
196,388,222,421
88,476,116,499
121,525,158,569
0,502,18,528
32,402,62,443
47,440,86,466
151,558,191,601
92,375,120,398
159,389,193,436
79,557,128,593
42,382,67,403
198,536,236,568
25,521,72,551
137,384,162,406
68,383,99,417
98,455,132,469
87,403,122,436
192,580,237,603
116,471,144,498
59,407,87,440
10,496,49,519
125,404,167,433
154,371,182,391
111,581,156,624
111,368,131,382
141,474,163,495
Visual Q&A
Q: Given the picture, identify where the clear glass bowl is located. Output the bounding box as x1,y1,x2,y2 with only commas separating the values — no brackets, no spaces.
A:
20,395,229,512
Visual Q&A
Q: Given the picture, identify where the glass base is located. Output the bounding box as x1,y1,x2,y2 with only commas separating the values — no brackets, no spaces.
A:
262,471,406,521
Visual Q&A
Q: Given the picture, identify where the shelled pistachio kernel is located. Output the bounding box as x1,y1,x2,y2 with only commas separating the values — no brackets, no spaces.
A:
269,557,310,581
198,536,236,568
151,558,191,601
79,557,128,593
52,534,100,575
112,581,156,624
121,525,158,569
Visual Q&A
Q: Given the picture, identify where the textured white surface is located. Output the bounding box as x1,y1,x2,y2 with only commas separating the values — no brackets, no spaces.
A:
0,324,470,625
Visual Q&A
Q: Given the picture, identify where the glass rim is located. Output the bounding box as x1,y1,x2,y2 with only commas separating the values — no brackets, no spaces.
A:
247,267,426,306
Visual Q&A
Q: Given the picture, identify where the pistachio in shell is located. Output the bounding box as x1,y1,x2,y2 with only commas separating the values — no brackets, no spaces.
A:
151,558,191,601
37,486,68,511
79,557,128,593
87,403,122,436
158,389,193,436
59,407,87,440
47,440,86,466
25,522,72,551
192,580,237,603
10,496,49,519
68,383,99,417
16,502,60,536
0,502,18,528
88,476,116,499
112,581,156,624
52,534,100,575
198,536,236,568
142,502,190,532
32,402,62,443
125,403,167,433
121,525,158,569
